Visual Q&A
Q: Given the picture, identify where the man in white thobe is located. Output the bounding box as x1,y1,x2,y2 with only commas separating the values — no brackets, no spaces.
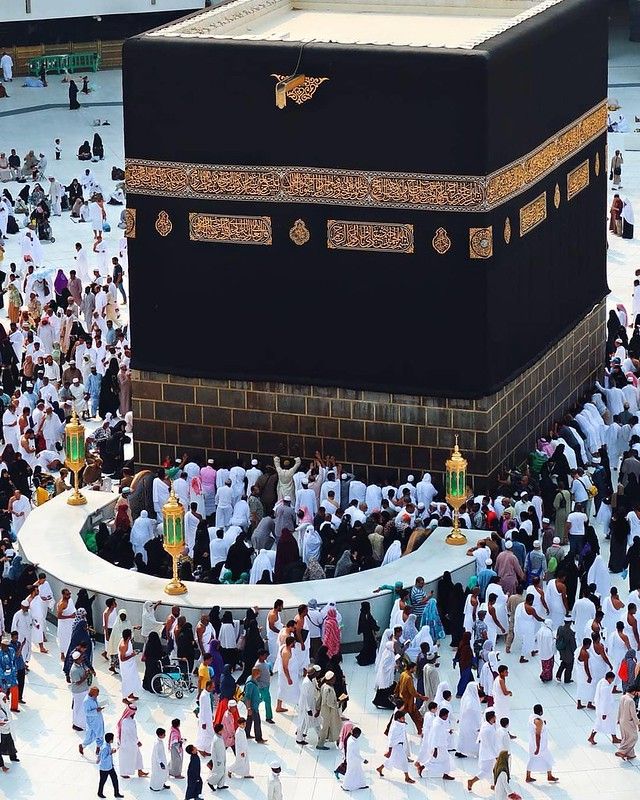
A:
2,405,18,450
295,665,320,745
1,52,13,82
150,728,169,790
185,506,201,559
229,462,246,504
152,473,170,517
207,726,228,790
195,683,214,755
9,491,30,535
245,459,262,495
48,177,62,216
295,481,318,517
11,601,33,664
69,378,88,416
214,479,234,530
588,672,620,745
118,705,147,778
229,496,250,530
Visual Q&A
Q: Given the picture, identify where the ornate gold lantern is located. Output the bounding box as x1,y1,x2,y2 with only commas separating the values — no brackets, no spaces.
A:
162,488,187,595
65,409,87,506
445,435,471,545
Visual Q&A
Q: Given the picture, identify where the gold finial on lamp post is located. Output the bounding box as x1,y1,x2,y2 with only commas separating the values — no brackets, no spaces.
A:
65,408,87,506
162,488,187,595
445,434,471,545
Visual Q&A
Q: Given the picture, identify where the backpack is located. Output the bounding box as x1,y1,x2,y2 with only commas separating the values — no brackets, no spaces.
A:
547,555,558,574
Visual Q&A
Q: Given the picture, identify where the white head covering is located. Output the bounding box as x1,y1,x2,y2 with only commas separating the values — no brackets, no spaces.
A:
434,680,452,706
374,640,396,690
458,681,481,730
623,198,635,226
141,600,164,638
249,549,275,584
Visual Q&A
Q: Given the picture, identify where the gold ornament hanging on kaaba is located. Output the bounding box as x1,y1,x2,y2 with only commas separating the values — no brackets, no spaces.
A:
553,184,561,209
155,210,173,236
271,74,329,108
594,152,600,176
504,217,511,244
469,226,493,259
289,219,310,246
432,227,451,255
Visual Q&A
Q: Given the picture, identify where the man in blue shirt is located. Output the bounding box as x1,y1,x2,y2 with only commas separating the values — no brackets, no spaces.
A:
98,732,123,798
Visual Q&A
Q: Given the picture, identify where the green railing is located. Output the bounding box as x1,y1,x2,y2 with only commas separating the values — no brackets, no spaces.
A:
27,52,100,76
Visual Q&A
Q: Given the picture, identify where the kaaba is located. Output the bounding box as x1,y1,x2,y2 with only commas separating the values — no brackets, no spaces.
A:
123,0,608,482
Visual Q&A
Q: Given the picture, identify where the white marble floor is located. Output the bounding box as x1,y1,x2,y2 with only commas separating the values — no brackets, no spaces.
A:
4,555,640,800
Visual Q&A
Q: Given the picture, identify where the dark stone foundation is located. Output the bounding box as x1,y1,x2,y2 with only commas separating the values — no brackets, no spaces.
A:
132,301,605,486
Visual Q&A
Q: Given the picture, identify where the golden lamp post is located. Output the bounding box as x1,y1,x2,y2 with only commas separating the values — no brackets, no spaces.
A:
65,409,87,506
162,488,188,595
445,435,471,545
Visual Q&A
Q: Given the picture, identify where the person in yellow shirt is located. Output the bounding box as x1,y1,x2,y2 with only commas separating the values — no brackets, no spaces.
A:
197,654,213,702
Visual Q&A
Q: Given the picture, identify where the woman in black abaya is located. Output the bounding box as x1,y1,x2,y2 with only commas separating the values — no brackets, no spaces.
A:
355,601,379,666
609,511,630,574
98,357,120,419
69,79,80,110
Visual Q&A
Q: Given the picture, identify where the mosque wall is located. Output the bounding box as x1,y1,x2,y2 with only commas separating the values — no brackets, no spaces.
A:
131,299,605,486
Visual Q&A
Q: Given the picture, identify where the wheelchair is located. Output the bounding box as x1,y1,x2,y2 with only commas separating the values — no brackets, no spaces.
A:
151,657,196,699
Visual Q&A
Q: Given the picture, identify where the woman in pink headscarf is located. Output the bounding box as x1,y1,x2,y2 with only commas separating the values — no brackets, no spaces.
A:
322,607,342,658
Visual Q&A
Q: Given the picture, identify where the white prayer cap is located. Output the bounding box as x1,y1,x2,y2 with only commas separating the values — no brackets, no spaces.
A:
417,502,425,510
307,664,320,672
72,377,79,383
533,540,541,549
591,456,601,464
324,671,335,680
542,517,550,524
341,473,348,480
478,604,487,613
175,458,181,464
207,459,214,464
270,761,281,770
564,615,573,622
485,558,492,566
71,650,81,660
505,541,513,549
283,495,291,502
69,359,75,365
251,459,258,466
302,480,308,486
552,536,561,545
520,491,528,497
407,475,415,482
228,700,237,707
20,600,29,607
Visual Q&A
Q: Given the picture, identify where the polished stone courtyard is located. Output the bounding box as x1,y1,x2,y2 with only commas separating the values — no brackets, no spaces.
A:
1,11,640,800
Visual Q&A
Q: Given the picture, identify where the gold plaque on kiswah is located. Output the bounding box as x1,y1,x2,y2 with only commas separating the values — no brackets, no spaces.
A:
327,220,414,254
188,213,272,245
567,159,590,201
520,192,547,237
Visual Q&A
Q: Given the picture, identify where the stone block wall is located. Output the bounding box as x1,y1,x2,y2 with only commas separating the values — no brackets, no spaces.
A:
131,301,605,487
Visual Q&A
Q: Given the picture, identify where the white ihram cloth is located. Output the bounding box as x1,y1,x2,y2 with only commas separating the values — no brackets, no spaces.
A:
118,640,142,698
